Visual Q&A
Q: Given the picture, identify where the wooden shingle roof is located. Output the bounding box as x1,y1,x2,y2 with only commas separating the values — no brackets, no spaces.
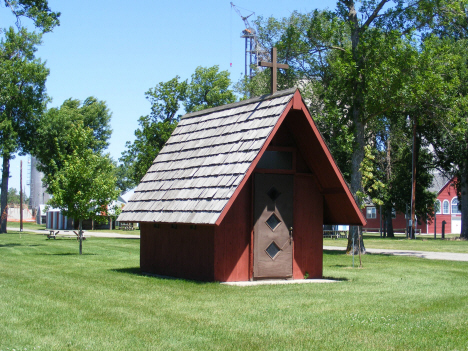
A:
118,89,297,224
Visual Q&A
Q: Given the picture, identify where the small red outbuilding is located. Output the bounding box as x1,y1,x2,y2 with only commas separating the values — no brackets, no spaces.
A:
118,88,365,282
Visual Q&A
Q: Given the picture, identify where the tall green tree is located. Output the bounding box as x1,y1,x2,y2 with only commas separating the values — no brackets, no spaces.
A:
0,28,49,233
34,96,117,253
247,1,467,252
34,97,112,186
119,66,236,190
0,0,59,233
426,40,468,238
426,10,468,238
362,34,462,237
363,119,437,237
47,122,119,255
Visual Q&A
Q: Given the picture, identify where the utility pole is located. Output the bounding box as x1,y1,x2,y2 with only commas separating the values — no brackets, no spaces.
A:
20,160,23,232
410,116,418,240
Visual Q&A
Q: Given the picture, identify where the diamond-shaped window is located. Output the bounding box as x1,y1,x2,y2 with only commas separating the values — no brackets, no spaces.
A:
266,241,281,259
266,213,281,230
267,187,281,202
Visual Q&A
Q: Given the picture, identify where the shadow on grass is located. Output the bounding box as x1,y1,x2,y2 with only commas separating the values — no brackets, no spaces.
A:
39,252,98,256
366,252,404,258
111,267,213,284
109,237,140,240
0,243,22,248
324,250,347,255
322,276,349,281
112,267,142,275
0,243,45,248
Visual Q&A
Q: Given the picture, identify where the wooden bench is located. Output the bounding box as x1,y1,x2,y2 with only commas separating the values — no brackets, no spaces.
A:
47,230,86,240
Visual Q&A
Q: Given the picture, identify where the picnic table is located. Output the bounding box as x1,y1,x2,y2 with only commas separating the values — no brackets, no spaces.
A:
323,230,348,239
119,223,134,231
47,230,86,240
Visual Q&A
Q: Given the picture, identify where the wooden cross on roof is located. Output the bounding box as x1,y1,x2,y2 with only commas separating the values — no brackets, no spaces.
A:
258,47,289,94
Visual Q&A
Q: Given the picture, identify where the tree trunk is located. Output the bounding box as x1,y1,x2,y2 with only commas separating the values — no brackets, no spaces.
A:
346,104,366,253
79,219,83,255
20,160,23,232
460,163,468,239
385,207,395,238
1,154,10,233
385,134,393,239
345,0,366,254
383,215,387,237
410,118,418,239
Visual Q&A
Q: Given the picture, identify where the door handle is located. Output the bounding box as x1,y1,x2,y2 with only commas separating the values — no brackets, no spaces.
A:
289,227,293,243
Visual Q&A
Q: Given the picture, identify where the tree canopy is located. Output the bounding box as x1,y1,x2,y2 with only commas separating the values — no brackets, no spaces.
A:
34,97,112,187
34,95,118,254
185,66,236,113
47,122,119,254
2,0,60,33
0,0,59,233
0,27,50,233
2,187,28,205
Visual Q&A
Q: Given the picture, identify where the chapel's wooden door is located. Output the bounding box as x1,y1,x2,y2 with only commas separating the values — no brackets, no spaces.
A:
253,173,293,279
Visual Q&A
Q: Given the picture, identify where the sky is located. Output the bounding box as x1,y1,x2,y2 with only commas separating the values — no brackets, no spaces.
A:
5,0,337,196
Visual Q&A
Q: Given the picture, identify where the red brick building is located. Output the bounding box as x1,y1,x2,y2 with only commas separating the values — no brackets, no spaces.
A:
361,174,461,235
361,205,411,233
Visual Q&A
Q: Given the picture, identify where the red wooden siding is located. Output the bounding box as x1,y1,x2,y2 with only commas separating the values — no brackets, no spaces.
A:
362,207,408,231
140,222,215,281
293,174,323,279
361,207,428,234
284,110,365,225
214,178,252,282
427,179,460,234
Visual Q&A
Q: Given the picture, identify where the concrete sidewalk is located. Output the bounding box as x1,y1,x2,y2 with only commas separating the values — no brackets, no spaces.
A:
324,246,468,262
7,227,140,239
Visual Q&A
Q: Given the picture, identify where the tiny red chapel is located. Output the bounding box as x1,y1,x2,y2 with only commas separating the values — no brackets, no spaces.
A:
118,88,366,282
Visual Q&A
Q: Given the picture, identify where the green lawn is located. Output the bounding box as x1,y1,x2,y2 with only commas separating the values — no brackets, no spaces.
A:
7,221,47,231
325,232,468,253
1,231,467,350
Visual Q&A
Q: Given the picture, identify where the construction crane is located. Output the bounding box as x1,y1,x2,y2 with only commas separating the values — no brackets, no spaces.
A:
230,2,269,78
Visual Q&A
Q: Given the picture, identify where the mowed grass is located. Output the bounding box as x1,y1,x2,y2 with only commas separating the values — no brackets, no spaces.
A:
325,232,468,253
7,221,46,231
1,232,467,350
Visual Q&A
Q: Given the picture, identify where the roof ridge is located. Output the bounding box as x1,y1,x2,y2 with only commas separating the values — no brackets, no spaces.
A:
181,88,297,120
